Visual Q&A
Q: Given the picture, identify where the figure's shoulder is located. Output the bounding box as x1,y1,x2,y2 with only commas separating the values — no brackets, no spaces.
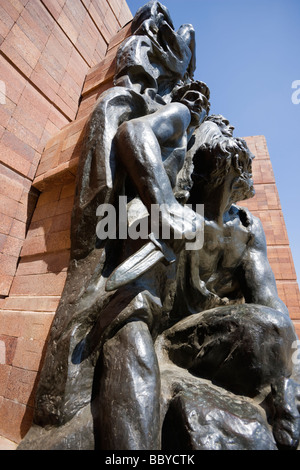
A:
231,204,267,249
229,204,252,227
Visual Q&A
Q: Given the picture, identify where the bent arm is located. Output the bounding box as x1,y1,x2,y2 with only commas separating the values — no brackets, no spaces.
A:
115,102,204,251
240,215,289,316
115,102,191,209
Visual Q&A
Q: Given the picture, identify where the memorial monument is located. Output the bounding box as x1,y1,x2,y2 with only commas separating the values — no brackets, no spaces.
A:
18,1,300,450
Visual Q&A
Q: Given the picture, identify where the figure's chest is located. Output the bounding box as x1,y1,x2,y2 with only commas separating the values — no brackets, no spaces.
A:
199,217,251,277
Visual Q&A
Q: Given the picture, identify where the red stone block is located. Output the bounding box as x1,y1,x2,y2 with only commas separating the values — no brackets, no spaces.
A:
1,0,23,23
0,311,55,340
60,182,75,199
23,0,55,43
33,162,77,192
0,55,26,105
0,335,17,365
66,47,89,89
0,193,19,219
18,11,47,52
87,2,115,43
0,397,33,442
107,21,132,52
6,117,40,151
107,0,122,24
55,194,74,215
118,0,133,25
3,23,40,72
64,0,87,30
12,337,45,372
27,152,42,181
4,367,38,407
0,310,22,338
0,365,11,396
13,105,46,143
57,83,78,116
251,210,289,246
30,63,60,104
267,246,297,281
1,129,36,163
2,235,23,258
54,93,77,121
31,200,59,223
1,296,59,313
0,5,15,37
17,251,69,276
41,0,63,20
0,170,24,202
10,271,67,296
252,159,275,184
20,312,54,342
0,213,12,235
46,230,71,253
277,282,300,309
21,83,52,123
0,96,16,129
0,148,31,178
9,218,26,240
57,9,79,44
0,274,13,296
36,186,62,208
0,253,19,277
20,235,47,257
49,212,72,233
39,49,66,86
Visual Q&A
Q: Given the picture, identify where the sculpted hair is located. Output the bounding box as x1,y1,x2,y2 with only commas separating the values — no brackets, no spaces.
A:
191,116,253,189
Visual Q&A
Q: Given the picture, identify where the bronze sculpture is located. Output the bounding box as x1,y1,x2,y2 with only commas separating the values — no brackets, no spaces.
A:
18,1,300,450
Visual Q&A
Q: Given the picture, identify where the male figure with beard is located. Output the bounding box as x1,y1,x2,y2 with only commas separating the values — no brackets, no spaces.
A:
162,115,300,450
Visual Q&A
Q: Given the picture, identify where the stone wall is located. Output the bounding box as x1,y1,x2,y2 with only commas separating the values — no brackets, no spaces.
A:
0,0,132,444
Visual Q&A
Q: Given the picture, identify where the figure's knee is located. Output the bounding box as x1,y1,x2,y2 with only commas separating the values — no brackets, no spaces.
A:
115,102,191,148
116,119,144,144
162,304,297,396
103,320,157,364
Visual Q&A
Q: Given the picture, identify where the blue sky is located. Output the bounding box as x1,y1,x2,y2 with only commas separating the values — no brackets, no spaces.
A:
127,0,300,283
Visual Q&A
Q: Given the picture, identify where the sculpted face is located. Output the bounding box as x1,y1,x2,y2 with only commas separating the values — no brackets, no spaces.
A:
181,90,209,125
174,81,211,127
218,118,235,138
190,118,255,203
230,146,255,202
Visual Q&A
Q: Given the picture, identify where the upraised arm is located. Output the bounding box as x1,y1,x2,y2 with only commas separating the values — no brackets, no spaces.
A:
240,215,289,316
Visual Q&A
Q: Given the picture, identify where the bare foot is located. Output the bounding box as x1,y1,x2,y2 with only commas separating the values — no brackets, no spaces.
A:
271,377,300,450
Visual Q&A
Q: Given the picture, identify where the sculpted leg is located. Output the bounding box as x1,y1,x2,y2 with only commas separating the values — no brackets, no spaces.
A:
97,321,161,450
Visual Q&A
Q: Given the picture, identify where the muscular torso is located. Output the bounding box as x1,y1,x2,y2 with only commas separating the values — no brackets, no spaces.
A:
173,206,253,319
201,207,252,295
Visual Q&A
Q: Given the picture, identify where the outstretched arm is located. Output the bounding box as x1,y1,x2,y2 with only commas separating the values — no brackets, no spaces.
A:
240,215,289,316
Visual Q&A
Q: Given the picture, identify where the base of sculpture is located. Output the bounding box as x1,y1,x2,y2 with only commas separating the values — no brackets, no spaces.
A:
19,304,300,451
